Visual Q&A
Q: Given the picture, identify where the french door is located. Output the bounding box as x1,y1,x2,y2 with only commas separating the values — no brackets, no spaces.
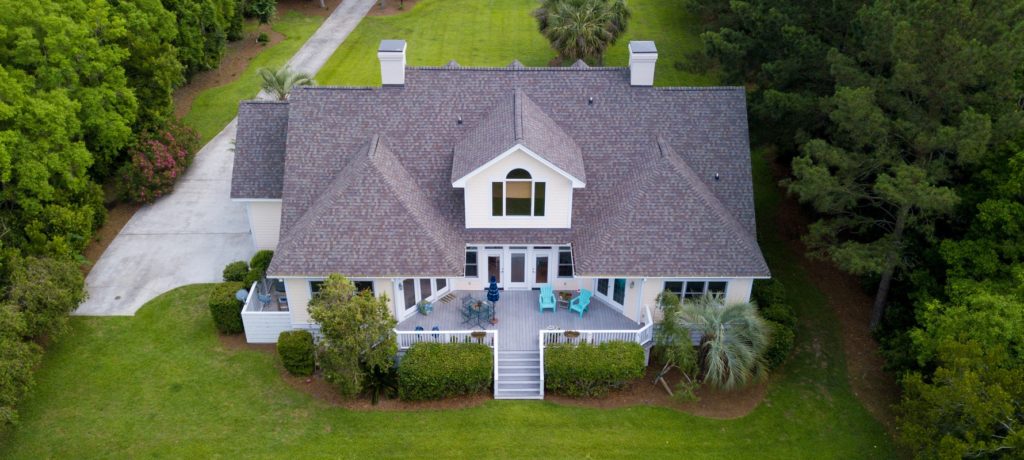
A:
485,251,502,287
399,278,449,319
506,248,528,289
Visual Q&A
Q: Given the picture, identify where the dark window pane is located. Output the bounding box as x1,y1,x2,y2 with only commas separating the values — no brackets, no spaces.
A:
708,281,727,296
436,278,447,291
684,281,706,298
506,181,531,216
310,281,324,296
534,182,545,216
510,253,525,283
535,256,549,284
613,278,626,305
664,281,684,298
353,281,374,295
491,182,503,216
402,279,416,308
465,249,478,277
597,278,609,296
419,278,433,300
557,248,573,277
506,168,531,179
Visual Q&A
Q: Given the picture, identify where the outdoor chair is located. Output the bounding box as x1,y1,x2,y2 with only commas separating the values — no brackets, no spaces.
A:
432,325,440,340
569,289,593,318
538,284,556,313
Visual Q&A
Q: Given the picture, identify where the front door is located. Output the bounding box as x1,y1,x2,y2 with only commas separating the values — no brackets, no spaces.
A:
486,252,502,287
506,248,528,289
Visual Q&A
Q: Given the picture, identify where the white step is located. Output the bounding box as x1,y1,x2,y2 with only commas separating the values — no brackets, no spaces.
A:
494,350,543,399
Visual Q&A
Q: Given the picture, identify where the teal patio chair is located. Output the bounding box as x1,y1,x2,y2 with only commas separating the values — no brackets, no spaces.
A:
569,289,592,318
539,284,556,313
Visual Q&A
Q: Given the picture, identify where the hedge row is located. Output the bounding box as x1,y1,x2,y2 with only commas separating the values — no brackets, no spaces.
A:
544,341,645,397
752,279,796,369
398,342,492,401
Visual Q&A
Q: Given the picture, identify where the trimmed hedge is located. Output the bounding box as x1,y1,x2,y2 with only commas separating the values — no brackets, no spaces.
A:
752,279,787,308
761,303,796,327
222,261,249,282
544,341,645,397
277,330,315,376
208,282,245,334
398,342,492,401
244,250,274,286
764,320,795,369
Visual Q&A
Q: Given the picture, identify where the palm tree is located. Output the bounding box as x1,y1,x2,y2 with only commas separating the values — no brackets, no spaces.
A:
257,66,315,101
534,0,630,65
676,294,769,390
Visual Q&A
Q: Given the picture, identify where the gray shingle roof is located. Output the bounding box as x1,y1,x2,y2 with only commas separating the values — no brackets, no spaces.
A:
451,89,585,184
239,65,768,278
268,135,464,277
231,101,289,199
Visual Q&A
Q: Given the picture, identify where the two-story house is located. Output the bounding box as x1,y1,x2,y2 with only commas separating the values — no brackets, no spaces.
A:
230,40,769,399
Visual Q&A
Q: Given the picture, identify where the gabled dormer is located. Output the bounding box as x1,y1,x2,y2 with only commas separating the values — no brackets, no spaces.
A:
451,90,585,229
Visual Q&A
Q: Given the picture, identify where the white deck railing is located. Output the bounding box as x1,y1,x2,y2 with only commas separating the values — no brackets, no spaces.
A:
241,281,292,343
537,305,656,398
394,329,500,397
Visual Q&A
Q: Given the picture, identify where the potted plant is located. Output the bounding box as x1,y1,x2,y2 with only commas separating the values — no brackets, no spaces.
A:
563,330,580,339
416,299,433,316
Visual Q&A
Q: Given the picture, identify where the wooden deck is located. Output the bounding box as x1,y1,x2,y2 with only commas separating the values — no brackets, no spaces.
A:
396,290,641,351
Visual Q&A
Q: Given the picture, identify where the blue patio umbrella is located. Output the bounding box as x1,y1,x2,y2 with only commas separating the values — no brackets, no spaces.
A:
486,276,500,323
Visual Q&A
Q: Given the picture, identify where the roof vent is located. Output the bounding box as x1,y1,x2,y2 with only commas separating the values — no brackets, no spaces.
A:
457,115,463,125
378,39,407,86
714,173,720,181
588,97,594,106
628,41,657,87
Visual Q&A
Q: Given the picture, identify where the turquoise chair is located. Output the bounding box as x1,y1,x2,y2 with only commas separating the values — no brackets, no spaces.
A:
539,284,556,313
569,289,592,318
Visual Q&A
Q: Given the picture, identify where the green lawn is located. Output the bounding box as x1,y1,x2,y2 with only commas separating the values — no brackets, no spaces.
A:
0,148,894,458
317,0,715,86
181,12,325,143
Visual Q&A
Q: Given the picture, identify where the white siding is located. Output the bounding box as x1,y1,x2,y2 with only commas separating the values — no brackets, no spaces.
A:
285,277,398,327
246,201,282,250
641,277,758,322
463,149,573,228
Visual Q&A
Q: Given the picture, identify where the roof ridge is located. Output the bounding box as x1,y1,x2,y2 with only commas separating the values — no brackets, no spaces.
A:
654,138,764,265
370,137,464,271
513,89,524,141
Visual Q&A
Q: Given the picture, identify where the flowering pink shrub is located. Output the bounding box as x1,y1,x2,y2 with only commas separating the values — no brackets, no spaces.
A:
118,121,199,203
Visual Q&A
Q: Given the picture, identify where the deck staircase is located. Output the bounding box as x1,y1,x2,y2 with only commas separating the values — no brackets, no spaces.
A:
494,350,543,399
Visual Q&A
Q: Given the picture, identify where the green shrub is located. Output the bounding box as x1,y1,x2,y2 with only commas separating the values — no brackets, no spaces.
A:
544,341,645,397
277,330,314,376
752,279,787,308
764,320,795,369
249,250,274,276
398,342,492,401
117,121,199,203
208,282,245,334
8,256,87,340
761,303,796,327
222,261,249,282
0,304,43,426
257,32,269,44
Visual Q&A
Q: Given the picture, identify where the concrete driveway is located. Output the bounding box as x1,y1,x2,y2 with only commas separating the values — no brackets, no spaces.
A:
75,0,377,316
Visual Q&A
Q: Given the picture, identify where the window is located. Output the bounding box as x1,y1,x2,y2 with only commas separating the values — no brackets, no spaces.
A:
597,278,609,296
596,278,627,305
465,247,478,277
353,281,374,294
310,280,324,297
400,278,450,310
491,169,545,217
664,280,729,300
436,279,447,291
557,246,574,277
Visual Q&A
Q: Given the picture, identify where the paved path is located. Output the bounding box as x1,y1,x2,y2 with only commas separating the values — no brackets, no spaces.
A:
76,0,377,316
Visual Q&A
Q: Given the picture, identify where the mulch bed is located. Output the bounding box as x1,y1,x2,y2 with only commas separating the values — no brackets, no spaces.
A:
219,333,766,416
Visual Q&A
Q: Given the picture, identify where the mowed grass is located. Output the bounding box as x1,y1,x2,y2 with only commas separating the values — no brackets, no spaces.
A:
182,12,324,143
317,0,714,86
0,149,895,458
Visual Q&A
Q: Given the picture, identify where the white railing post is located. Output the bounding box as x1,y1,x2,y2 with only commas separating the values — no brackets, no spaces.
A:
492,330,499,396
538,330,545,398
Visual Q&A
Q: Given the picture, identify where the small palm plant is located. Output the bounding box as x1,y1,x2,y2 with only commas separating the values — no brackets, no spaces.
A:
534,0,631,65
257,66,315,101
677,294,769,390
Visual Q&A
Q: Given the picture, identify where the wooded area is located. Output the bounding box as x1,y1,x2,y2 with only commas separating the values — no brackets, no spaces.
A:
686,0,1023,456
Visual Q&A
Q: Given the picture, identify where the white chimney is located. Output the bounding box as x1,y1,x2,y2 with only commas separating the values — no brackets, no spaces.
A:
628,41,657,86
378,39,407,86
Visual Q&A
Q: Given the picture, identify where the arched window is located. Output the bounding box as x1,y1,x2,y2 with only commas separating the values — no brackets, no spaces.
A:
492,169,545,217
